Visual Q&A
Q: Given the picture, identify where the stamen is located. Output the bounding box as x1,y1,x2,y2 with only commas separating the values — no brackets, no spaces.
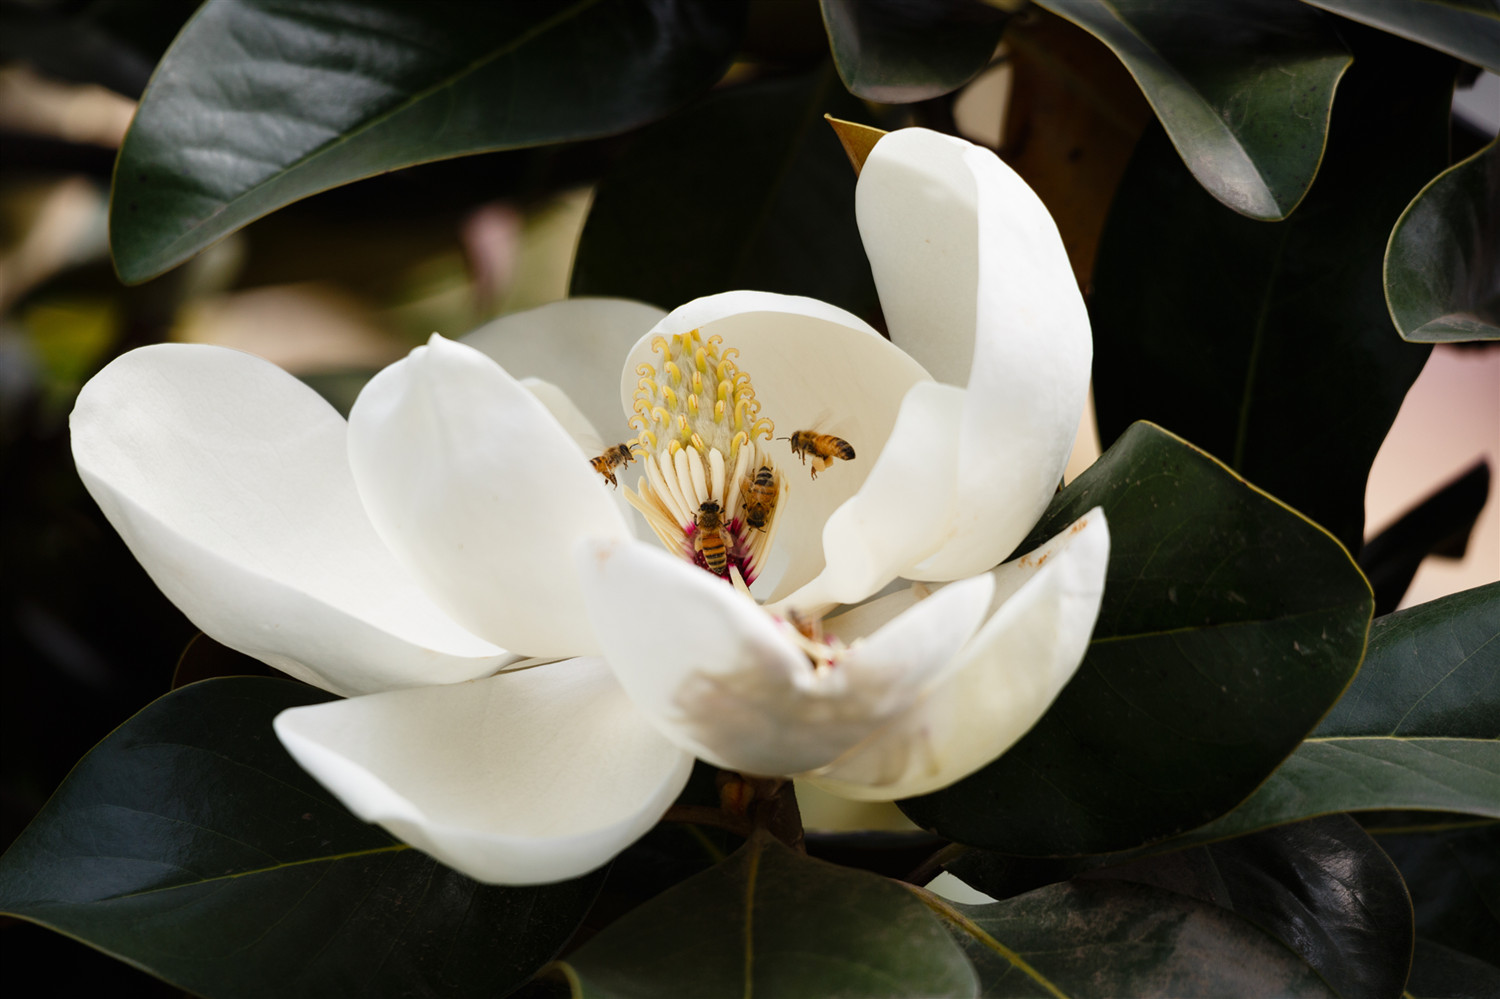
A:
674,447,699,510
709,448,726,505
664,360,682,383
686,446,709,509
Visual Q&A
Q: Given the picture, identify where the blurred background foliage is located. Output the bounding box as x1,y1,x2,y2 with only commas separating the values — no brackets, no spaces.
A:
1,0,1496,993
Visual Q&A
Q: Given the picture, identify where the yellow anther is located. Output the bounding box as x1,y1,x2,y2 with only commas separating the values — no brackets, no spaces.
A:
707,334,723,349
717,379,733,401
691,433,706,451
687,393,699,414
732,372,753,393
734,397,751,429
651,336,669,356
677,414,689,433
732,430,749,451
629,415,646,431
637,377,657,396
721,347,740,364
637,362,655,378
653,406,671,425
662,385,678,409
664,361,682,384
691,370,704,394
668,439,683,456
716,360,735,382
694,348,709,373
715,399,726,421
634,398,654,417
641,429,658,449
752,417,775,440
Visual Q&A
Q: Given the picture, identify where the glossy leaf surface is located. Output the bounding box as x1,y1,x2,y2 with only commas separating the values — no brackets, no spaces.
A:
1090,32,1455,551
1036,0,1350,220
0,678,604,999
931,880,1334,997
559,831,978,998
1303,0,1500,72
1167,583,1500,843
571,69,880,318
110,0,745,283
819,0,1007,104
1092,815,1412,999
1372,818,1499,966
901,422,1372,855
1386,138,1500,342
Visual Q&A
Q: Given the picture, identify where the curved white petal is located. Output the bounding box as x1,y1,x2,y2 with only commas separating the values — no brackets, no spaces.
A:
621,291,931,600
577,537,991,778
859,130,1091,582
806,509,1109,801
523,376,645,537
274,657,694,885
348,335,630,657
776,381,964,611
463,297,665,446
70,344,503,697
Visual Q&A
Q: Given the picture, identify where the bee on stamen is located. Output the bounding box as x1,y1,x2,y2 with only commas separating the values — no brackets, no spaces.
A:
784,430,855,479
741,465,778,532
693,500,730,576
589,443,636,488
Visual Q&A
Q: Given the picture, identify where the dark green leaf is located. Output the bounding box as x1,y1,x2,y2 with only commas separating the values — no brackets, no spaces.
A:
1091,815,1412,999
110,0,746,283
819,0,1008,104
1359,461,1491,615
930,880,1335,997
0,678,604,999
1385,138,1500,342
1301,0,1500,72
1371,819,1500,966
1406,939,1500,999
570,68,880,318
1035,0,1350,220
1153,583,1500,845
558,831,977,998
901,422,1372,855
1090,30,1455,552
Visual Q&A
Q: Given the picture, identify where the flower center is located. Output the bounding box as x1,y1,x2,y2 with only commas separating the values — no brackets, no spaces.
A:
624,329,787,585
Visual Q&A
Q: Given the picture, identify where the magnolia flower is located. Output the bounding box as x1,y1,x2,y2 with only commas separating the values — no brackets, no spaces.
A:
70,128,1108,886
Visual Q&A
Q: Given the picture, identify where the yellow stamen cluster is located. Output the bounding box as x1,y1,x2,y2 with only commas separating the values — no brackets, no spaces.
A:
623,329,786,584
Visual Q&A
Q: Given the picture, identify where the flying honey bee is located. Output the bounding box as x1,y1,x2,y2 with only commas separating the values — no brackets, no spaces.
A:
589,443,635,488
742,465,778,531
693,500,730,576
785,430,855,479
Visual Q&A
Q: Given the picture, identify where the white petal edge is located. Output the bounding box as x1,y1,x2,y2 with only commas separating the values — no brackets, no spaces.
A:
463,297,666,446
576,536,992,777
274,657,694,885
70,344,503,697
523,376,646,538
774,381,964,612
859,130,1091,582
348,335,630,656
805,508,1109,800
620,291,932,601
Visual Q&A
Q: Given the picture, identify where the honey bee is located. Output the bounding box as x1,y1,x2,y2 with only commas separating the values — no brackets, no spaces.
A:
742,465,778,531
786,430,855,479
693,500,730,576
589,443,635,488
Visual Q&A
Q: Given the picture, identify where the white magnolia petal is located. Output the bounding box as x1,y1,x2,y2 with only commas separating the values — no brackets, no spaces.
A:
348,335,630,657
578,538,991,778
274,658,694,885
576,536,814,774
860,130,1091,582
832,572,994,714
621,291,931,600
464,297,666,445
523,376,644,536
777,381,964,611
70,344,503,697
807,509,1109,801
